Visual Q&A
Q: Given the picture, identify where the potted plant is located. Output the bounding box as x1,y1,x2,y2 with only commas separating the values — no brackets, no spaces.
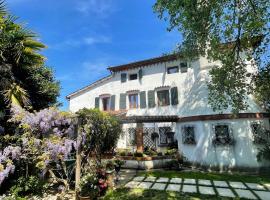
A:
105,160,115,188
96,168,108,196
114,159,125,183
78,173,99,200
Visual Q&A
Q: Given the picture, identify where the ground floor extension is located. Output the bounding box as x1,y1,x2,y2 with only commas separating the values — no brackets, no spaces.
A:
116,113,270,170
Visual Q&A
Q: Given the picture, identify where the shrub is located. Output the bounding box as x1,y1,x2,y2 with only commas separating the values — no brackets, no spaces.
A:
165,148,178,156
79,173,99,198
118,150,127,156
76,108,122,164
134,152,144,157
166,160,179,169
157,152,163,156
10,176,47,197
105,160,115,171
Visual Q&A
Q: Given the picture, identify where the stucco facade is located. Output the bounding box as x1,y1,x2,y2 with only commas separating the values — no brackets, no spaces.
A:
67,54,270,170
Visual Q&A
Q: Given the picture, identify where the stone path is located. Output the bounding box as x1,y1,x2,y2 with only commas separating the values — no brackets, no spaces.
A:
125,176,270,200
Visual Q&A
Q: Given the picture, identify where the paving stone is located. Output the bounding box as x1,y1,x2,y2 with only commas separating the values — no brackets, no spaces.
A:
137,182,153,189
151,183,167,191
166,184,181,192
213,181,229,187
254,190,270,200
235,189,257,200
246,183,266,190
156,177,169,183
182,184,197,193
144,177,157,182
198,179,212,186
170,178,182,184
133,176,145,181
263,183,270,190
216,188,235,198
184,178,196,184
198,186,215,195
125,181,140,188
229,181,247,189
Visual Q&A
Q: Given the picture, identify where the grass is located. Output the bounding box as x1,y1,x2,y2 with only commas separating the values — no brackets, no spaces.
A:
102,170,270,200
138,170,270,184
102,188,235,200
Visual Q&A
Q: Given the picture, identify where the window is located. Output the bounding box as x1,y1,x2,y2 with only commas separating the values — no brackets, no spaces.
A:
159,127,172,145
129,73,138,80
102,97,110,111
157,90,170,106
213,124,234,145
180,62,188,73
121,73,127,83
251,123,265,144
182,126,196,144
167,66,179,74
129,94,139,109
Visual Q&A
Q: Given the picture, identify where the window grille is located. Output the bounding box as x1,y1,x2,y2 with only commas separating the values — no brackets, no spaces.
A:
213,124,234,146
251,123,267,144
182,126,196,145
159,127,172,145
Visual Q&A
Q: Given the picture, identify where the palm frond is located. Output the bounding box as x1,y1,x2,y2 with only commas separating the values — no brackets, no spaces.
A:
0,1,6,16
2,82,31,107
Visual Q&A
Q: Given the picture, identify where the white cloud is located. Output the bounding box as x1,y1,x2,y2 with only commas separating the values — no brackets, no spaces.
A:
81,60,109,77
76,0,115,18
50,35,111,49
83,35,111,45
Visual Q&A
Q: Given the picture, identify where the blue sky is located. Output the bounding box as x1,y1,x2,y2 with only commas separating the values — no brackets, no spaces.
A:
8,0,182,110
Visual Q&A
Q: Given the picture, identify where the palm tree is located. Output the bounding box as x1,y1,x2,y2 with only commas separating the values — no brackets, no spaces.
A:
0,0,51,109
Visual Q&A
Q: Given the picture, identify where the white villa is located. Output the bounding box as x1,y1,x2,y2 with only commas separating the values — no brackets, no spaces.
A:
67,54,270,170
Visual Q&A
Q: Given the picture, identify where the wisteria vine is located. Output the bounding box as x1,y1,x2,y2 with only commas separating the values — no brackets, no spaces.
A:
0,105,77,186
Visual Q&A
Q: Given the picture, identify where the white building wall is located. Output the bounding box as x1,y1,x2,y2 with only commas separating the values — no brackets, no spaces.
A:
177,118,270,169
69,56,263,115
68,55,269,169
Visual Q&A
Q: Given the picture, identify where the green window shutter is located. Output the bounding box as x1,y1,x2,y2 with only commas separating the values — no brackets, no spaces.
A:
121,73,127,83
171,87,178,105
110,95,115,111
140,91,146,108
119,93,126,109
95,97,99,109
148,90,155,108
138,69,143,80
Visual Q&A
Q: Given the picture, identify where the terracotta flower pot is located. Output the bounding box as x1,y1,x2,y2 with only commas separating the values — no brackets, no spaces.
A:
78,195,91,200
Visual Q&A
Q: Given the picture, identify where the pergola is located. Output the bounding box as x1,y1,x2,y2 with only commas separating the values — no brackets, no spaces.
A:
120,115,179,153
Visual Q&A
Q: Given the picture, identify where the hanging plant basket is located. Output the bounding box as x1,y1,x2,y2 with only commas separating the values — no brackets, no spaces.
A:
151,132,159,141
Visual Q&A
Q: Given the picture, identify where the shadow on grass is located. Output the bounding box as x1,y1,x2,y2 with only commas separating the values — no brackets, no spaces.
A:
102,188,235,200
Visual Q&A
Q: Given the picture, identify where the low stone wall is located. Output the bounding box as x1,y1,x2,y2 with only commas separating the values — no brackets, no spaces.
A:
116,156,175,170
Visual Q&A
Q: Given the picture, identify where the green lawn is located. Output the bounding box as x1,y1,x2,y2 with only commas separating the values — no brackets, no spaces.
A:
102,188,234,200
102,170,270,200
138,170,270,184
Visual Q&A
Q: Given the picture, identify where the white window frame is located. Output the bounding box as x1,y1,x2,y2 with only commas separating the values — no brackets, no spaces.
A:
100,95,111,111
128,93,139,109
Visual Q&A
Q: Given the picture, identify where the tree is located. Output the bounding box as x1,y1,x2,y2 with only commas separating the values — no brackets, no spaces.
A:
76,108,122,166
154,0,270,113
0,0,60,117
